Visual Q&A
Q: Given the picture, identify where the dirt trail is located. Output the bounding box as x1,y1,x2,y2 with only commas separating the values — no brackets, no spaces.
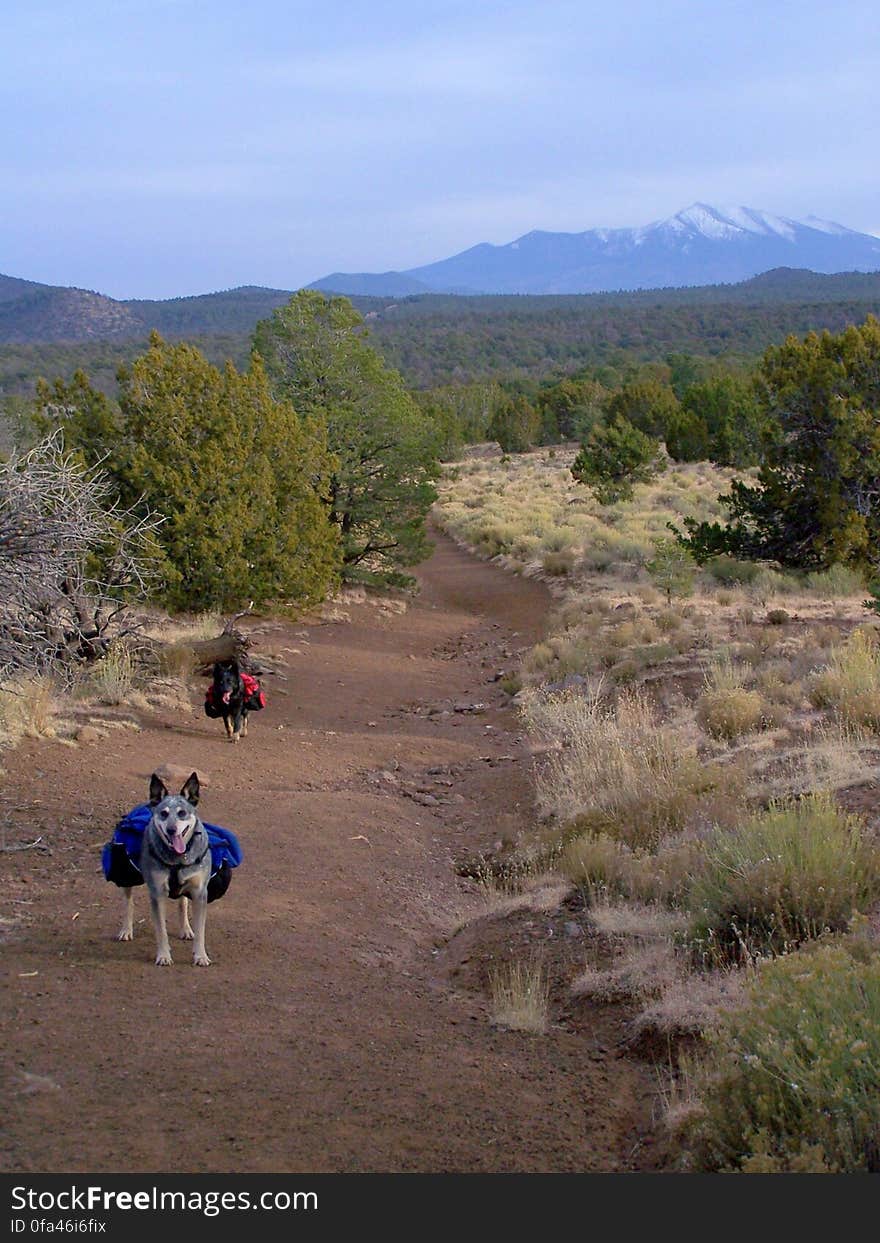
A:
0,528,659,1173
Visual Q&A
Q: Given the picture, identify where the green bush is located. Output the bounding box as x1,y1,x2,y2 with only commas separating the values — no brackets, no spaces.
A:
255,290,439,581
646,538,697,602
706,554,759,585
677,317,880,573
686,943,880,1171
571,414,661,504
687,795,880,963
805,564,866,599
542,550,575,576
488,394,542,454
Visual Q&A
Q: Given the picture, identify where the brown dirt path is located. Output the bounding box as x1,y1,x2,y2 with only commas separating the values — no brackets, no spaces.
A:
0,527,660,1173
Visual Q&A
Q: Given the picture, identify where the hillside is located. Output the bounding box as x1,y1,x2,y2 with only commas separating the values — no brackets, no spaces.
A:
0,279,294,345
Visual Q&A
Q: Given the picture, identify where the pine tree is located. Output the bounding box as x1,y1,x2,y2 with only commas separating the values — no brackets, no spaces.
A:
254,291,439,582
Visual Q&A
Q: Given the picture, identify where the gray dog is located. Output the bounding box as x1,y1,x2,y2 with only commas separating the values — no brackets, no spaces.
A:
116,772,212,967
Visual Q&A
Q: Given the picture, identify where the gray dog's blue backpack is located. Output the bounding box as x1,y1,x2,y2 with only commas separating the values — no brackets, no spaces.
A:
102,804,243,903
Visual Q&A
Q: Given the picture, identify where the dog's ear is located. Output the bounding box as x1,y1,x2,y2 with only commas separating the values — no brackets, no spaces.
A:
149,773,169,806
180,772,200,806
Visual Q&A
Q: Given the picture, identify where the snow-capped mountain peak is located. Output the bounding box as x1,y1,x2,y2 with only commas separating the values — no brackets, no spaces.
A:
670,203,747,239
310,203,880,297
657,203,800,241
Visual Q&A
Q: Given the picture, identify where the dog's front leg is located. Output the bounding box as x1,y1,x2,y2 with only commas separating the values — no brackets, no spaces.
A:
150,893,173,965
241,711,248,737
190,893,211,967
179,896,194,941
231,707,243,744
223,714,233,739
116,887,135,941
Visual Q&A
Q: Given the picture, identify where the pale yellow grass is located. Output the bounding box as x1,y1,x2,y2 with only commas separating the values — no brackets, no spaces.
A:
521,686,731,848
141,611,223,645
0,675,58,744
489,959,550,1033
634,969,747,1041
440,443,878,1048
436,447,739,577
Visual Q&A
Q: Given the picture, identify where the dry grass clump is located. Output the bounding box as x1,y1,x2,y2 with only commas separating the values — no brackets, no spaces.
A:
696,688,765,740
562,832,701,905
542,549,575,576
523,686,739,849
750,719,880,802
573,937,680,1004
468,847,569,913
634,968,746,1044
489,959,550,1033
695,654,768,740
753,658,805,710
142,611,223,644
85,646,145,707
686,794,880,964
588,898,686,941
810,628,880,730
805,564,866,599
682,943,880,1171
0,675,58,744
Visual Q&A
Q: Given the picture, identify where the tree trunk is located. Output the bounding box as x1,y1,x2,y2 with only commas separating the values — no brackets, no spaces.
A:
156,631,251,676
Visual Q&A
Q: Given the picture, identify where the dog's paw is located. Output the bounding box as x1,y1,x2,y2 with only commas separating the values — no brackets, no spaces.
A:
179,927,194,941
193,953,212,967
154,952,173,966
116,929,133,942
231,734,240,744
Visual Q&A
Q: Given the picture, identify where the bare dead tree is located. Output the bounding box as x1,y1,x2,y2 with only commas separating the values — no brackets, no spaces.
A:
0,433,163,675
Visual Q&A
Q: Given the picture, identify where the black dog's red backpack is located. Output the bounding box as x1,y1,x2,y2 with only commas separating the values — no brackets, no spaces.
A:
204,672,265,717
241,672,266,711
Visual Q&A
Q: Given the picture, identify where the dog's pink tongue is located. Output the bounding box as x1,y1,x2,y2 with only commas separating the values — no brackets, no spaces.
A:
170,831,187,856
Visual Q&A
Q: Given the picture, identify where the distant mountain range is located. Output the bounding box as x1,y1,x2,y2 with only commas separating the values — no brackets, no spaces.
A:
309,203,880,296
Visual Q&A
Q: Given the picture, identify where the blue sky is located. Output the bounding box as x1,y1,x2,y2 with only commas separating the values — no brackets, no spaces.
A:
2,0,878,298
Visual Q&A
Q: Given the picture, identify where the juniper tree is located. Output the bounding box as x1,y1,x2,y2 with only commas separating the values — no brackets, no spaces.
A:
114,334,339,610
678,317,880,571
30,370,121,466
571,414,661,504
605,378,680,439
488,393,541,454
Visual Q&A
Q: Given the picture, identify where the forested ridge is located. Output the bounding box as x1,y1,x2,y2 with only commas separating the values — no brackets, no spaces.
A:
2,267,880,396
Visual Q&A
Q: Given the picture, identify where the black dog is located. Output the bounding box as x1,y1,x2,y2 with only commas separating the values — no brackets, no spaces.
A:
205,660,264,743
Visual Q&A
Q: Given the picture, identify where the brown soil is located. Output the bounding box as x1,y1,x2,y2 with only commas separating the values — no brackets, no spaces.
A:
0,528,662,1173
